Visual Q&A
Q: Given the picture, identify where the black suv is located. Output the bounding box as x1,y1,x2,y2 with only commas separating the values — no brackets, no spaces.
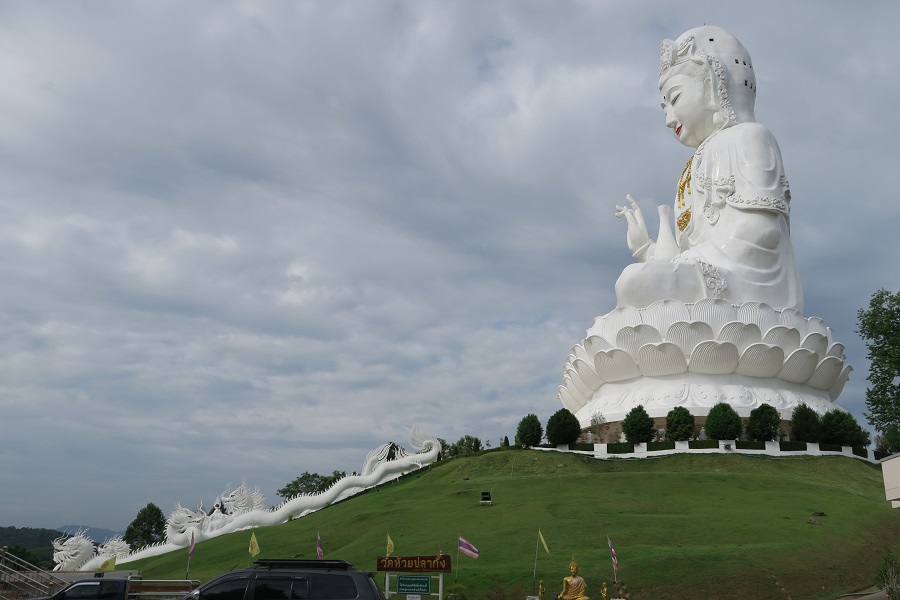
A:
184,559,384,600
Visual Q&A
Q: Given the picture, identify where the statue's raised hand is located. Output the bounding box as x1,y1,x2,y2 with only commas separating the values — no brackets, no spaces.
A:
615,194,652,258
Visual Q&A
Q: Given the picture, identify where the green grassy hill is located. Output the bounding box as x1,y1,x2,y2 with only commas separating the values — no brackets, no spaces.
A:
126,450,900,600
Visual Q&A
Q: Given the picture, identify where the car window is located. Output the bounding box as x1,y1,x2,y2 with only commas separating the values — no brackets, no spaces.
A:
250,578,310,600
200,578,250,600
62,584,100,600
98,582,120,600
309,574,357,600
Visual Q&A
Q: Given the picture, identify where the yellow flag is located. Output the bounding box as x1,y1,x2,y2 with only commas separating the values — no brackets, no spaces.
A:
538,530,550,554
249,531,260,557
386,534,394,556
98,556,116,571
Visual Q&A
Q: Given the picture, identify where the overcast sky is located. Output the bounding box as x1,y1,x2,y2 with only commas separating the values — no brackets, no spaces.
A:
1,1,898,532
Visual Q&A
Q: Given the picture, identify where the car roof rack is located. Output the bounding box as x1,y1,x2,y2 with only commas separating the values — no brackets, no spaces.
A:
253,559,353,570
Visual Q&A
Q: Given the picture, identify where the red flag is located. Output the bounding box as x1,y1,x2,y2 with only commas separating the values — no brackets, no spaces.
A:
316,532,323,559
188,531,195,557
458,536,479,559
607,537,618,572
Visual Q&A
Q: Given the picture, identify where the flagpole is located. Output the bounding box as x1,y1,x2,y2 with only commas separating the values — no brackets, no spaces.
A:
455,533,460,583
185,555,191,580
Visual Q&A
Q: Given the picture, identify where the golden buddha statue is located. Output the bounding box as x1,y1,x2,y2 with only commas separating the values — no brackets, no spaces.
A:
558,558,588,600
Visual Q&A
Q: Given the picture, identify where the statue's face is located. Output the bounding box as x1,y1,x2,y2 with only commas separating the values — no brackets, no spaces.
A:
570,563,578,575
660,72,717,148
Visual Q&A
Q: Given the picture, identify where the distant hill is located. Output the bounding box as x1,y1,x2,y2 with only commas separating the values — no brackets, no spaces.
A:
124,449,900,600
55,526,124,543
0,526,64,568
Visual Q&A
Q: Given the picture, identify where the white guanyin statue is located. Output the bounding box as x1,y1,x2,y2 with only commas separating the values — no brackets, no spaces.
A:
558,26,851,429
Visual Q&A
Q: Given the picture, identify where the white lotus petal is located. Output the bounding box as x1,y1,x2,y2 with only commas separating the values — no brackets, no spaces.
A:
594,349,641,382
572,344,591,364
779,308,807,333
589,306,642,342
807,356,845,390
807,316,829,338
735,343,785,378
737,302,779,333
718,322,762,353
777,348,818,383
642,299,691,335
558,385,588,413
828,365,853,401
689,340,740,374
573,357,604,390
665,321,715,357
826,343,846,359
800,332,828,357
616,324,662,356
562,376,591,409
762,326,801,355
690,298,737,335
584,335,614,357
565,368,594,398
637,342,688,376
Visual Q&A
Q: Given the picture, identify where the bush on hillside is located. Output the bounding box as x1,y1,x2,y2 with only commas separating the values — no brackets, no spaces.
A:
747,403,780,441
790,404,822,442
515,413,543,447
821,410,870,447
622,405,655,444
705,402,743,440
546,408,582,445
665,406,695,441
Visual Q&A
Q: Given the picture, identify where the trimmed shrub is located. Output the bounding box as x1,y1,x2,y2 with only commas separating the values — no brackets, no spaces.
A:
875,450,892,461
736,440,766,450
819,443,843,452
665,406,695,441
515,413,543,447
747,403,780,441
689,439,720,449
779,441,807,452
852,447,869,458
622,405,656,444
705,402,743,440
606,442,635,454
647,441,676,451
570,443,594,451
546,408,582,446
790,404,822,443
821,410,870,447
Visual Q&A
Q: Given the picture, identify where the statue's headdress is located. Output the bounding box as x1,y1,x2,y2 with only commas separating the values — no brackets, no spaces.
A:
659,26,756,126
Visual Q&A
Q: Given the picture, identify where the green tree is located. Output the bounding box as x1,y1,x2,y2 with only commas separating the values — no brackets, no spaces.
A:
790,404,822,443
857,289,900,433
747,403,780,441
665,406,695,441
622,405,655,444
448,435,483,457
875,425,900,454
705,402,742,440
277,471,346,499
123,503,166,550
546,408,582,445
821,410,870,447
515,413,543,447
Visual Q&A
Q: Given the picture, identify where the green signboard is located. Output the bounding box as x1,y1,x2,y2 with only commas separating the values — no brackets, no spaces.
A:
397,575,431,594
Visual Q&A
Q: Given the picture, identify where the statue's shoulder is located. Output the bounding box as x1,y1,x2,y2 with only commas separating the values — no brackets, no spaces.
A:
713,122,778,147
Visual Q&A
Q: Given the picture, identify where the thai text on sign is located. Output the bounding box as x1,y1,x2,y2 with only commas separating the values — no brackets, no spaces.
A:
376,555,451,573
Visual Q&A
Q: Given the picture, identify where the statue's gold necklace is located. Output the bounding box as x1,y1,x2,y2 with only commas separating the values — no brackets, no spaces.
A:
676,155,693,231
677,156,692,208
